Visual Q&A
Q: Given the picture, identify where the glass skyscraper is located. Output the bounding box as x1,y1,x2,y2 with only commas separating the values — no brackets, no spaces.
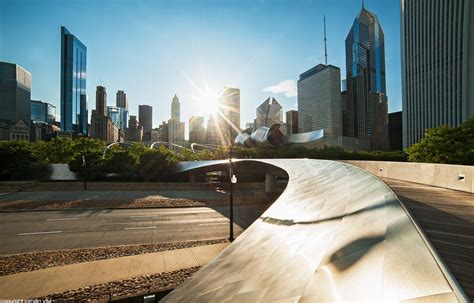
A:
107,106,128,131
344,4,389,150
0,62,31,126
60,26,87,135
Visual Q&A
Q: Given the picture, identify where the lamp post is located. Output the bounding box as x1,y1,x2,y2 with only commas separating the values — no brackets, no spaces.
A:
228,125,237,242
80,134,87,190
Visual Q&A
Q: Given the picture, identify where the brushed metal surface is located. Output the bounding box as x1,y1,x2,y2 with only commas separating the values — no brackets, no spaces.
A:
164,159,468,302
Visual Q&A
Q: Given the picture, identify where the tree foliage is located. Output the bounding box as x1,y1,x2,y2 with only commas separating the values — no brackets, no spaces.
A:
0,141,45,180
406,118,474,165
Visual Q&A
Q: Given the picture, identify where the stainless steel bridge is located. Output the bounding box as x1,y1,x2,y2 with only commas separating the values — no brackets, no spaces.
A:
163,159,468,302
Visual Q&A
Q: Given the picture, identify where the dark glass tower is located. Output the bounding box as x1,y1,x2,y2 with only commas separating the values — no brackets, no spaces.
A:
60,26,88,135
0,62,31,126
139,104,153,141
344,5,389,150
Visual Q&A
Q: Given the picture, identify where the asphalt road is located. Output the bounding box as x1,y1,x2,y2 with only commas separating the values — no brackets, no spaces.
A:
0,205,268,255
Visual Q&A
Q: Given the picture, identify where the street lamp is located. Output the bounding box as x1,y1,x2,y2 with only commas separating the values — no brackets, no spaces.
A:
228,125,237,242
79,133,87,190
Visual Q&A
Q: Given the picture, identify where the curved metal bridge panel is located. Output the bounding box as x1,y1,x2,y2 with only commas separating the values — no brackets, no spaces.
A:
163,159,467,302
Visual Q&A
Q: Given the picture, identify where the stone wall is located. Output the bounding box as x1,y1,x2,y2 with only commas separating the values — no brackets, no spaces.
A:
343,160,474,193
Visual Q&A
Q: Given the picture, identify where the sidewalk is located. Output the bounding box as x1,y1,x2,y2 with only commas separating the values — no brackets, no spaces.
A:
0,243,227,299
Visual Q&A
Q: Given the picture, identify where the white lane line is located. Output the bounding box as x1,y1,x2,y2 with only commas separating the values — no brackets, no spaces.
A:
19,231,63,236
199,222,227,226
46,218,80,221
125,226,156,230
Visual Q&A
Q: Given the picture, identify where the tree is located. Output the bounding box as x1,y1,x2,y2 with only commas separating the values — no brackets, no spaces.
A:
136,146,178,181
103,149,138,179
407,118,474,165
0,141,44,180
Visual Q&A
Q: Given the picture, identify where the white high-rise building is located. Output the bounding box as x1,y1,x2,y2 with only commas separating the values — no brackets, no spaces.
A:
401,0,474,147
168,94,185,148
297,64,342,137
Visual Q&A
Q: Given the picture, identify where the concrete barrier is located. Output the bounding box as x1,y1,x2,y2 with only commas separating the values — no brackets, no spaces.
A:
343,160,474,193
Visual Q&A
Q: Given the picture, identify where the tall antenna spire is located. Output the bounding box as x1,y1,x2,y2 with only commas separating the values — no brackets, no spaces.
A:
362,0,365,9
323,15,328,65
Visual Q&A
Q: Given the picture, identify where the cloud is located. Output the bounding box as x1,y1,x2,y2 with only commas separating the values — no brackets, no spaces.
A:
262,80,297,97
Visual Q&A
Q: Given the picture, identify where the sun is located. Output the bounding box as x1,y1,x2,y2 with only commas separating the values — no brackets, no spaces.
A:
197,89,219,116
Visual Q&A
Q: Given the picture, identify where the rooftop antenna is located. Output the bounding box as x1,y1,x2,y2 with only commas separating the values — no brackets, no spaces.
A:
362,0,365,9
324,16,328,65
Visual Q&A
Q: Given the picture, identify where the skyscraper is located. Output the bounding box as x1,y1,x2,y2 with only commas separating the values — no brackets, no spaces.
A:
286,110,298,135
0,62,31,126
217,87,240,144
124,115,143,142
111,90,129,131
256,97,284,129
139,104,152,141
107,106,128,131
116,90,128,109
298,64,342,137
60,26,87,135
90,86,119,142
95,86,107,115
189,116,205,144
344,5,389,150
401,0,474,147
168,94,185,148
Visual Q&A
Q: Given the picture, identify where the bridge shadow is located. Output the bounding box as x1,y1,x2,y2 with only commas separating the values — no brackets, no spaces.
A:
399,197,474,300
259,201,389,226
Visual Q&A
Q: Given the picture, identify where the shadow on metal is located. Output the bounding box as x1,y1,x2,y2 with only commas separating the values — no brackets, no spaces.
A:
163,159,468,302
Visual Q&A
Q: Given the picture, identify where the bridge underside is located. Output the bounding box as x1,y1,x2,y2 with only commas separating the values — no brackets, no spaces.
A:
163,159,467,302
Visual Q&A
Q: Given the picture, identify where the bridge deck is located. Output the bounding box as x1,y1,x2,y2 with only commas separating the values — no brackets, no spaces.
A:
383,178,474,300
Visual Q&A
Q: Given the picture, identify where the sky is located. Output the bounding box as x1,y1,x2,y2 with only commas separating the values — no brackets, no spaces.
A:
0,0,402,135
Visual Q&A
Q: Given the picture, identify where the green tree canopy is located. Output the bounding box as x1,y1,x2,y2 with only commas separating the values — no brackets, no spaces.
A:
407,118,474,165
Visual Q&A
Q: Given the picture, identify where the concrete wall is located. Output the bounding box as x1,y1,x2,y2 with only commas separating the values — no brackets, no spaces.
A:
344,161,474,193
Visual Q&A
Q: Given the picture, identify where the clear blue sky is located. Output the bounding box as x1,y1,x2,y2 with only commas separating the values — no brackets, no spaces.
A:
0,0,402,133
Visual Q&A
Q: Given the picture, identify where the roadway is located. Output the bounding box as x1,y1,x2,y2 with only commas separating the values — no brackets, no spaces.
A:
0,205,267,255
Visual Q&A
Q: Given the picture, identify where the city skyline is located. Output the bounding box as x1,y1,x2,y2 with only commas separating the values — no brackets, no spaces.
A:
0,0,402,134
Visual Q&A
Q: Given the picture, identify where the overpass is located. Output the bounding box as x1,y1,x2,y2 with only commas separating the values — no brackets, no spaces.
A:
163,159,469,302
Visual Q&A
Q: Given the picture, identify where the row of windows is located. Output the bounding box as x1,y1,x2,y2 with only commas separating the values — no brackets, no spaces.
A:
403,0,466,145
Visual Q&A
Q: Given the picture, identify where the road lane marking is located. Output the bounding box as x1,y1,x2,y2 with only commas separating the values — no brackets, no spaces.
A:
46,218,80,221
19,231,63,236
199,222,228,226
125,226,156,230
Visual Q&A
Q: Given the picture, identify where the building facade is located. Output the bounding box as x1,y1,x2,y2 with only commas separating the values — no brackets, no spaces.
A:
0,62,31,126
344,5,389,150
31,100,56,124
401,0,474,147
95,86,107,115
90,111,119,142
286,110,298,135
9,120,30,141
189,116,205,144
116,90,128,109
256,97,284,129
216,87,240,145
90,86,119,142
107,106,128,131
124,115,143,142
168,94,185,148
298,64,342,138
138,104,152,141
389,111,403,150
60,26,87,135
